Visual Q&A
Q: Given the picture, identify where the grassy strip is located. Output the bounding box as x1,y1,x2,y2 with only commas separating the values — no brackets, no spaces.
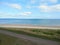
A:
0,33,16,45
0,33,37,45
0,27,60,42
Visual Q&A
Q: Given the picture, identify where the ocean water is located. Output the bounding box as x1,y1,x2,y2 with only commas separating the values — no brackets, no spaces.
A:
0,19,60,26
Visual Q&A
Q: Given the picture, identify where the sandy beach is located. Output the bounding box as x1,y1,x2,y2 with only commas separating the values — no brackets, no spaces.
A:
0,24,60,29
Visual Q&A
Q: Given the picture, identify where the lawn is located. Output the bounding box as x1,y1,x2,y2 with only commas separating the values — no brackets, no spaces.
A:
0,27,60,42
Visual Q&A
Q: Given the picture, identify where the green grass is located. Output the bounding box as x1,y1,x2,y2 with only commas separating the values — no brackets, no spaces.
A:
0,27,60,42
0,33,16,45
0,33,37,45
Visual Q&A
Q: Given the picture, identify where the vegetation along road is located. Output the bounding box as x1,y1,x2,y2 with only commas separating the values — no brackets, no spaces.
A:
0,30,60,45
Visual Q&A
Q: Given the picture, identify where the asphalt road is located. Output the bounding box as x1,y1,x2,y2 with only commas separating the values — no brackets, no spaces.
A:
0,30,60,45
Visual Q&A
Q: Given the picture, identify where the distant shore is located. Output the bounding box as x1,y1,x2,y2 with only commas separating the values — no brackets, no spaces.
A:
0,24,60,29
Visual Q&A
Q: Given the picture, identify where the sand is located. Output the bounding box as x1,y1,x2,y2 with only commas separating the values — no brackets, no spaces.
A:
0,24,60,29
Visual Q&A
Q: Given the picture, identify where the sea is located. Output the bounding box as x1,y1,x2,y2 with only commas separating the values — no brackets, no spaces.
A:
0,19,60,26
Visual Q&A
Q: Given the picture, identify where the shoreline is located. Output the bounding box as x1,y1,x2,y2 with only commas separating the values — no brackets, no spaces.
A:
0,24,60,29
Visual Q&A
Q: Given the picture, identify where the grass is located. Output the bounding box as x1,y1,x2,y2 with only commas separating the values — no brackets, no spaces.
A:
0,33,37,45
0,33,16,45
0,27,60,42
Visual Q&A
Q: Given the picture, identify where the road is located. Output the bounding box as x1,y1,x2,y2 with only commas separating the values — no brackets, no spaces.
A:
0,30,60,45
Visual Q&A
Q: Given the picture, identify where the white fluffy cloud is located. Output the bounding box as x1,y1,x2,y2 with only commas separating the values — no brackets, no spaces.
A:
30,0,58,4
38,4,60,12
39,5,51,12
20,12,32,16
0,11,32,18
38,0,59,12
29,0,59,12
48,0,58,3
2,2,22,10
41,0,58,3
8,4,21,9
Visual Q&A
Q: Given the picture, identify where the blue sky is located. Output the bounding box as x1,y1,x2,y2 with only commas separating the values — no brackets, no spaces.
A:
0,0,60,19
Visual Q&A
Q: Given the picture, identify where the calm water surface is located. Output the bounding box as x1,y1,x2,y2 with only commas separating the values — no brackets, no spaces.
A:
0,19,60,26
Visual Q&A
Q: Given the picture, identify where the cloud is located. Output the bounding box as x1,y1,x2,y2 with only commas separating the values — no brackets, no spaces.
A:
38,0,59,12
0,11,32,18
39,5,51,12
48,0,58,3
20,12,32,16
27,0,58,10
8,4,21,9
30,0,58,5
41,0,58,3
1,2,22,10
52,4,60,11
30,0,36,4
38,4,60,12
